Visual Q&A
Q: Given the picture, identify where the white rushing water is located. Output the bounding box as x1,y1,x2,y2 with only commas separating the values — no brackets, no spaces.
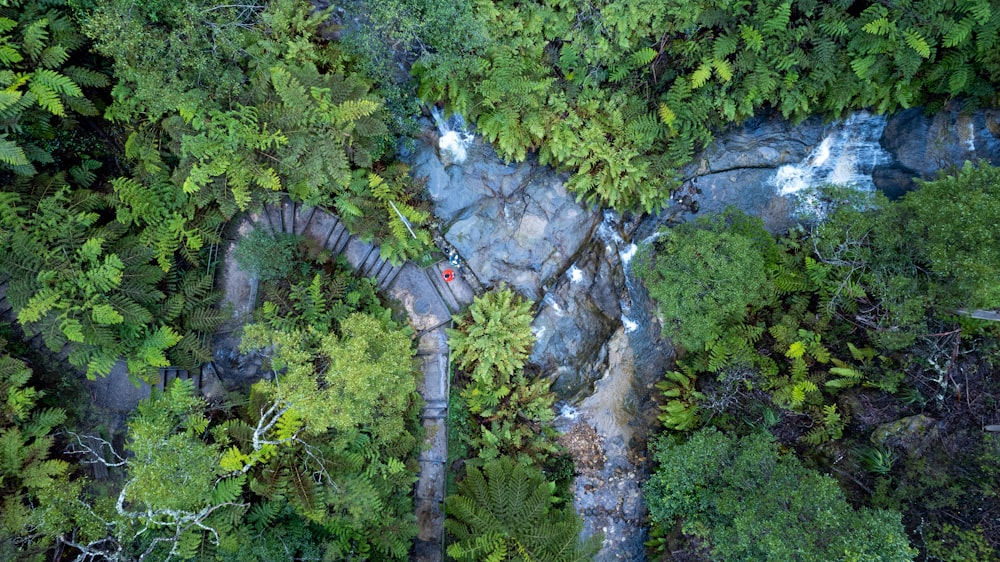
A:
430,106,474,165
771,111,891,216
596,211,644,334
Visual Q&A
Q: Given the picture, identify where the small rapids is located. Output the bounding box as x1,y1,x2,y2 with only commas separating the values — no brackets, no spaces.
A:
554,211,672,560
770,111,891,217
430,106,474,165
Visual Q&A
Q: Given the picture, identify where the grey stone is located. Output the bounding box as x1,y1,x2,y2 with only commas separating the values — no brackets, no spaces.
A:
85,359,151,412
871,414,941,456
695,114,826,173
530,238,624,401
411,134,600,300
877,106,1000,197
444,171,599,300
384,263,452,332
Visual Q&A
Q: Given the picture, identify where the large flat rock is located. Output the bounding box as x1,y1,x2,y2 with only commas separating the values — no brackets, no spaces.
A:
385,264,451,332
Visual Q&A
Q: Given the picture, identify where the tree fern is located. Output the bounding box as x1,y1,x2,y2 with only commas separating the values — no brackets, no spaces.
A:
448,288,535,385
655,366,705,431
0,340,71,557
446,456,600,562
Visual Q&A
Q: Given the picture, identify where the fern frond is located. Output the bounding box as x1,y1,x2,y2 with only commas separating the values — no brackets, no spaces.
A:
0,134,28,166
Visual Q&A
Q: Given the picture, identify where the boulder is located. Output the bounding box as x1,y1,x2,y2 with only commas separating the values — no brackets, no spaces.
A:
530,237,624,401
877,106,1000,198
871,414,941,457
637,107,1000,240
411,133,601,301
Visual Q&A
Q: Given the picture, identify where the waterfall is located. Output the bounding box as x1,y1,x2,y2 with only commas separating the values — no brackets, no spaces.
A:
430,106,474,165
596,211,644,334
771,111,890,216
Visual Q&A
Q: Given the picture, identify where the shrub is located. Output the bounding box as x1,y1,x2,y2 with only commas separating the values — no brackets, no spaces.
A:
645,428,916,561
636,209,774,352
233,229,300,282
447,287,535,384
445,456,600,561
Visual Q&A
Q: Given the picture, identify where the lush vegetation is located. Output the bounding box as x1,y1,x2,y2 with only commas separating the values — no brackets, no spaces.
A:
0,335,71,561
414,0,1000,211
646,428,915,561
0,243,422,560
2,0,999,560
1,0,431,383
447,288,559,463
637,168,1000,559
446,288,593,559
445,456,601,561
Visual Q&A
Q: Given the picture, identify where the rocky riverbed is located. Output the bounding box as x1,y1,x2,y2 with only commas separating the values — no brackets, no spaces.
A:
409,104,1000,561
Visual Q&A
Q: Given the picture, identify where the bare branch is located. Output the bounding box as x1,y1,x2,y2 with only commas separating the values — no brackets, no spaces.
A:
64,432,128,467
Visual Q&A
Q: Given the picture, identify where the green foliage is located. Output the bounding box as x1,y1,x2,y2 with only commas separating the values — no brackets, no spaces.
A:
645,428,916,561
654,366,704,431
0,337,70,561
83,0,431,264
125,379,221,513
447,288,560,463
922,523,998,562
234,254,421,558
414,0,1000,213
1,173,225,379
857,444,898,476
0,0,105,177
242,311,417,442
813,162,1000,347
896,161,1000,311
233,230,300,283
869,431,1000,562
1,183,173,380
636,209,773,352
340,0,488,129
448,287,535,389
445,456,600,562
812,196,928,350
336,165,434,264
638,207,940,449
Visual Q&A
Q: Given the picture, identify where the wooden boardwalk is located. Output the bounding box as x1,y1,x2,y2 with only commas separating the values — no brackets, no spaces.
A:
0,199,474,561
257,200,475,562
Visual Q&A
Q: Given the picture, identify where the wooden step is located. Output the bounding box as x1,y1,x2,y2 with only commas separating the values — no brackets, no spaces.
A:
425,264,461,315
281,200,295,234
294,205,317,236
368,256,389,280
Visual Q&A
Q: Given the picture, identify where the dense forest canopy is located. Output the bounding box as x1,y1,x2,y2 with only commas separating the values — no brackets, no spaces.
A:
0,0,998,560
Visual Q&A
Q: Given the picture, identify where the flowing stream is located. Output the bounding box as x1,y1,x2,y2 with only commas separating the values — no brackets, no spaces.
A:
430,106,475,165
770,111,891,216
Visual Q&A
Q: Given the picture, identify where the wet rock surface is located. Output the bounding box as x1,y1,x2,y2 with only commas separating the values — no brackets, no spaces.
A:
409,105,1000,562
638,107,1000,240
878,106,1000,198
410,132,601,301
559,420,649,561
556,327,666,561
530,237,624,401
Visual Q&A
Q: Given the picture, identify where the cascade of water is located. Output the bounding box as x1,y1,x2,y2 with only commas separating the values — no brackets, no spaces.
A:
770,112,891,211
596,210,645,335
430,106,475,165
